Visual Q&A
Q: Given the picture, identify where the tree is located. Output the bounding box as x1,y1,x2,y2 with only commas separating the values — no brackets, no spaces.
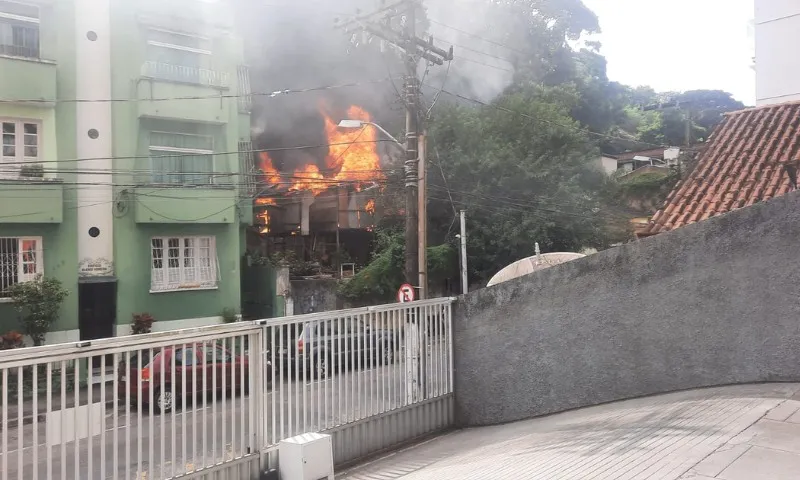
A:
426,82,626,282
6,276,69,347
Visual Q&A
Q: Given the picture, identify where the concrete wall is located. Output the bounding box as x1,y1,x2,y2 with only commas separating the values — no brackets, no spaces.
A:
289,279,341,315
453,191,800,427
755,0,800,105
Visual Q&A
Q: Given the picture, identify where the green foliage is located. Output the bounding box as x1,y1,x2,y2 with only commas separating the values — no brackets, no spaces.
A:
221,307,240,324
338,228,457,304
6,276,68,347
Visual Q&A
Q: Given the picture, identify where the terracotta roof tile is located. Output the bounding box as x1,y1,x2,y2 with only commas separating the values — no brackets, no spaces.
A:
641,101,800,236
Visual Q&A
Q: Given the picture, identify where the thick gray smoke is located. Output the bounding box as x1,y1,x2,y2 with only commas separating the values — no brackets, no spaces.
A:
237,0,516,171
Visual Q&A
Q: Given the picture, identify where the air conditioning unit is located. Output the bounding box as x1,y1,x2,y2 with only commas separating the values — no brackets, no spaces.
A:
279,432,334,480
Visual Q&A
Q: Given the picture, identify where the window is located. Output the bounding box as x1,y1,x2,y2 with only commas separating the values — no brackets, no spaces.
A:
0,1,39,59
149,131,213,185
1,119,39,177
144,28,213,85
174,348,197,366
0,237,43,298
150,236,217,292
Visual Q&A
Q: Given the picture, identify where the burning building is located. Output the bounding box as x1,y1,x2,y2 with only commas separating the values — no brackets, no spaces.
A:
252,104,399,273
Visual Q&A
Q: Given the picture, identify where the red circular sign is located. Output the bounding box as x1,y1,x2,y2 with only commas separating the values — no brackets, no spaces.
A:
397,283,415,303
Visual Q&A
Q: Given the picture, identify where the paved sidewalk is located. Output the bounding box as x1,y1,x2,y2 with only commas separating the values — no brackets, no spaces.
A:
338,383,800,480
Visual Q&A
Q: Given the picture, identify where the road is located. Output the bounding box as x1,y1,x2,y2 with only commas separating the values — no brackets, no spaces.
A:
1,359,450,480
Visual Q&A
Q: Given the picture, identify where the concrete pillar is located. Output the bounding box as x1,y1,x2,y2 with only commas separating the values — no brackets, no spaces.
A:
75,0,114,277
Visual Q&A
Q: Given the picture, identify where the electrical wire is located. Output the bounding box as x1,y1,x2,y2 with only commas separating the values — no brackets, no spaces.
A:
427,18,528,56
0,77,399,105
0,139,406,167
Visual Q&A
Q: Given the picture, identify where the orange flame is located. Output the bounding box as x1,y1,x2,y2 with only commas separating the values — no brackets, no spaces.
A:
259,152,280,185
255,197,276,206
365,198,376,215
259,105,385,196
289,164,329,196
324,106,384,186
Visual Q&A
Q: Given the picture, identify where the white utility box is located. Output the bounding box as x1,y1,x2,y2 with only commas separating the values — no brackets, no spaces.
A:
278,432,334,480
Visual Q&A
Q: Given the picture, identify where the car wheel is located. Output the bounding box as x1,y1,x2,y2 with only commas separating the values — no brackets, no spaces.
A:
382,346,394,364
314,356,328,379
154,388,174,414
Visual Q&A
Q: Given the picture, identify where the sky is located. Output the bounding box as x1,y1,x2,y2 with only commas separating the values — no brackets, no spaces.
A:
582,0,756,105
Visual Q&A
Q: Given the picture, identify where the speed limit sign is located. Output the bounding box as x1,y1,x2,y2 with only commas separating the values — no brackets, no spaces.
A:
397,283,416,303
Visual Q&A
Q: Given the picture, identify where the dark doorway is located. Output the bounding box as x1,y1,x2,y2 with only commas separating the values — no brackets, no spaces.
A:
78,279,117,368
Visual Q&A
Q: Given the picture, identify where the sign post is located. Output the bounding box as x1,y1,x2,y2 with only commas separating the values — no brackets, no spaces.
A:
398,284,420,403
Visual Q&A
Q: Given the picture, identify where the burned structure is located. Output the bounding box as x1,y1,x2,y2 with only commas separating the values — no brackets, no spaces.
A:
250,104,400,274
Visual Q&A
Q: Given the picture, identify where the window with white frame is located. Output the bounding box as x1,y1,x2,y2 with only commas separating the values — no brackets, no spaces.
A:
144,28,211,84
0,237,43,297
0,0,39,59
1,119,39,178
150,236,218,292
149,130,214,185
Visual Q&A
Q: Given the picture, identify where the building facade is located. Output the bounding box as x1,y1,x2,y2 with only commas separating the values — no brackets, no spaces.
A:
755,0,800,106
0,0,254,344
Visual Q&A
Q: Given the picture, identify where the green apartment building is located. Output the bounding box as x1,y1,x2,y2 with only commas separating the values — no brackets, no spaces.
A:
0,0,255,344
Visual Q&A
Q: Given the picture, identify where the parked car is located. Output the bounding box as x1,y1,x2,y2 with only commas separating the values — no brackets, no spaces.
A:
118,341,252,414
276,318,399,379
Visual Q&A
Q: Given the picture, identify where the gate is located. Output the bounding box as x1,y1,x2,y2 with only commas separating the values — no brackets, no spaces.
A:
0,298,454,479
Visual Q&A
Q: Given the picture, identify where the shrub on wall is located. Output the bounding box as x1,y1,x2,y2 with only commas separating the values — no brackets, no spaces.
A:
6,275,69,347
131,313,156,335
221,307,240,323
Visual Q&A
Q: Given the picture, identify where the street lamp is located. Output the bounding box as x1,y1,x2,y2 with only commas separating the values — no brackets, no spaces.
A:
337,119,406,151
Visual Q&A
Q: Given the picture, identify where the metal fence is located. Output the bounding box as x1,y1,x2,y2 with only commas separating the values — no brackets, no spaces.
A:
140,61,231,89
0,298,454,479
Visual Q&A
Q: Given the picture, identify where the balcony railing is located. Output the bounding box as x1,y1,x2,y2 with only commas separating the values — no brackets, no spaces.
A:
140,61,230,88
237,65,252,113
0,20,39,59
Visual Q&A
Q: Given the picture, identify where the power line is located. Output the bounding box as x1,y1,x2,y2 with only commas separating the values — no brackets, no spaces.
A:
427,18,528,56
0,139,405,166
0,77,399,104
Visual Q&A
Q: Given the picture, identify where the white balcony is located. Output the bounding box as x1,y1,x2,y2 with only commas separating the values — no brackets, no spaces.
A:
140,61,230,89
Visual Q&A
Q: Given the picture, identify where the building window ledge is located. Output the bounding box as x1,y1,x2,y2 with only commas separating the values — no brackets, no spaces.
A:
0,297,14,304
149,286,219,294
0,53,55,65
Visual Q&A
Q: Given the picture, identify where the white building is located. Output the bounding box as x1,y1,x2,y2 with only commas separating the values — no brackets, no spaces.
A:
755,0,800,106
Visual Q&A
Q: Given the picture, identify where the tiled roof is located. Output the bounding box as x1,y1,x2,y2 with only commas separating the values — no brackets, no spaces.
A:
641,101,800,236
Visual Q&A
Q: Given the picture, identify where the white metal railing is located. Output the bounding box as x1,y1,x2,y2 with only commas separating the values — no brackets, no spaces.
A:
0,298,454,479
140,61,230,89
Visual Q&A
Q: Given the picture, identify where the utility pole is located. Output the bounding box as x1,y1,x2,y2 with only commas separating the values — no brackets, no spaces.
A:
459,210,468,295
336,0,452,293
417,129,427,299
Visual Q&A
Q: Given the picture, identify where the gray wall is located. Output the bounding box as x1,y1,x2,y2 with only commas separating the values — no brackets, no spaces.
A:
290,279,341,315
454,191,800,427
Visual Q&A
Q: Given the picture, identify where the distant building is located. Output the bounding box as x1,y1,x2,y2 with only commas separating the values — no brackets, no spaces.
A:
755,0,800,105
639,101,800,237
593,147,682,177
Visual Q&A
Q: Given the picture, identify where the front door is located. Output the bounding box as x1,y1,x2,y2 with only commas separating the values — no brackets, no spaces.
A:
78,280,117,368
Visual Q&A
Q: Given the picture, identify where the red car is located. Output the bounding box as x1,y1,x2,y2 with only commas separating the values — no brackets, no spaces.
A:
118,342,250,413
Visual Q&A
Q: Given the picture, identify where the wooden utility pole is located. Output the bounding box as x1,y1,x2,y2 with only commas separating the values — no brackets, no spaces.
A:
337,1,452,297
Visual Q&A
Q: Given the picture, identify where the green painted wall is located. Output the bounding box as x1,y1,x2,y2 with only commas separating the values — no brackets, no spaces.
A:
0,0,79,337
0,223,77,334
108,0,251,329
0,0,254,339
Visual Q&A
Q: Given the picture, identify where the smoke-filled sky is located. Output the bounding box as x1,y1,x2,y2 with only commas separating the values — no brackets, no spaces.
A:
239,0,757,153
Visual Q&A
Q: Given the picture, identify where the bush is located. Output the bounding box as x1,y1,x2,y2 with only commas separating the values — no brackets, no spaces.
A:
131,313,156,335
221,307,240,323
6,275,68,347
0,331,25,350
